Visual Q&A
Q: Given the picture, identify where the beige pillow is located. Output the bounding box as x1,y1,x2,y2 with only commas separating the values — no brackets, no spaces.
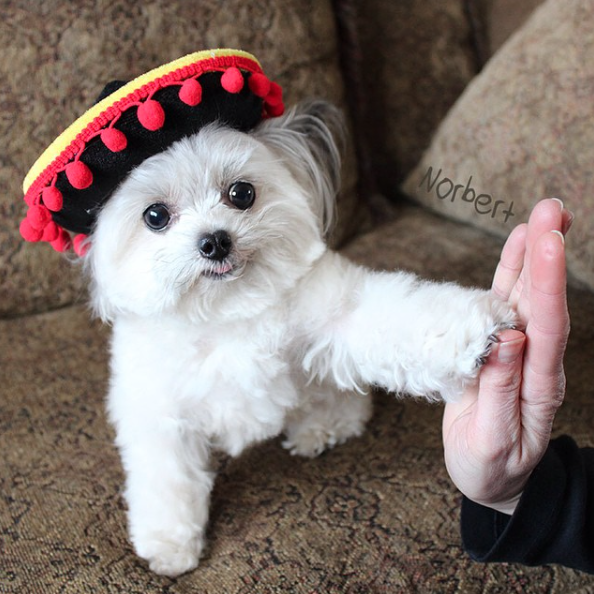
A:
0,0,357,316
403,0,594,290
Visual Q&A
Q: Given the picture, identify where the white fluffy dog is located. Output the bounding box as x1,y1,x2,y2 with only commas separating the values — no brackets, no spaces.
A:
85,101,515,576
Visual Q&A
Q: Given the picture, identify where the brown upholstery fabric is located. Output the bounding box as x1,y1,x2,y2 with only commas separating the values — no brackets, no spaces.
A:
2,1,593,591
403,0,594,291
0,0,360,317
355,0,478,186
2,204,593,592
482,0,546,54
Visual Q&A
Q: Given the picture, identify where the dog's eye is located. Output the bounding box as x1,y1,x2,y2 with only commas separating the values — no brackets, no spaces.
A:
227,182,256,210
143,203,171,231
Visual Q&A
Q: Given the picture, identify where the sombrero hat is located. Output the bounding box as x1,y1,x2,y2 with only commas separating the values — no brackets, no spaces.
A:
20,48,284,255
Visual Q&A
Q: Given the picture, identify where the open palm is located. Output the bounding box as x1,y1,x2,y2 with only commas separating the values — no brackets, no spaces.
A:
442,199,571,514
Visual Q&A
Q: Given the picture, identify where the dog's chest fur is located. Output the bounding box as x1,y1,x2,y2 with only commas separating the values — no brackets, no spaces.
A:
108,296,309,455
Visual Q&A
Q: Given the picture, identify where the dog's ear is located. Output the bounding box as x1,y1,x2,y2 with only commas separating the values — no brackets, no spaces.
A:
252,100,344,236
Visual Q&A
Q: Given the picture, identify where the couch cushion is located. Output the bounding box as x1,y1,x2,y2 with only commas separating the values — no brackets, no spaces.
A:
403,0,594,291
0,0,359,318
355,0,478,186
476,0,546,56
2,204,592,592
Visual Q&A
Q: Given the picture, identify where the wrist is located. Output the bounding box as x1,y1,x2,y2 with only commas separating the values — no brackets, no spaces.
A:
482,492,522,516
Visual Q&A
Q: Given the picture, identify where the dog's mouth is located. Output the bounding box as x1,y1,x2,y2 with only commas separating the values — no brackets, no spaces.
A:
201,261,242,280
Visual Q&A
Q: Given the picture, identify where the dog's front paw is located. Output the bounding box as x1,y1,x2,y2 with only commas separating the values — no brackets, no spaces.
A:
472,294,518,370
133,529,203,577
441,292,517,400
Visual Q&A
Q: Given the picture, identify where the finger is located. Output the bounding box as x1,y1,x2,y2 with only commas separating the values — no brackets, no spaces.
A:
510,199,565,320
473,330,527,442
528,198,565,236
492,223,527,301
523,199,564,289
508,230,568,454
524,230,569,381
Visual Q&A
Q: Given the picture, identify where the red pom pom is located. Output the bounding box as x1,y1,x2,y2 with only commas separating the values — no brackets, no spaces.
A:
179,78,203,106
137,99,165,131
50,229,72,253
266,102,285,117
66,160,93,190
248,73,271,98
27,204,52,230
20,218,43,242
24,191,38,206
73,234,90,257
42,186,63,212
101,128,128,152
221,67,244,94
41,221,60,242
265,82,283,107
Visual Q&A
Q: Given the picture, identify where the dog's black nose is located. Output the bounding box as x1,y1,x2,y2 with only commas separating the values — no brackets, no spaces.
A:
198,230,232,261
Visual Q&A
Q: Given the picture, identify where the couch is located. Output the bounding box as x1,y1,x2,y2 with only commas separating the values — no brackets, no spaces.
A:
1,1,593,592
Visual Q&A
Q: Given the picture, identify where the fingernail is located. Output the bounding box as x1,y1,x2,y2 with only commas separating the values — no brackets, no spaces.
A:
551,197,564,210
496,337,525,364
551,229,565,245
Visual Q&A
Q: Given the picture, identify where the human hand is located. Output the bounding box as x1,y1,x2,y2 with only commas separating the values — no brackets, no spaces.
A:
442,199,572,514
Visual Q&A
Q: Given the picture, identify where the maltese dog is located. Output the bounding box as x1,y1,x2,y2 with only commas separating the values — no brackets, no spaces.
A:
83,100,515,576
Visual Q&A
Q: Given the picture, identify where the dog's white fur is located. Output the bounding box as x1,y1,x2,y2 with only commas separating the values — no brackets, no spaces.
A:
85,101,515,576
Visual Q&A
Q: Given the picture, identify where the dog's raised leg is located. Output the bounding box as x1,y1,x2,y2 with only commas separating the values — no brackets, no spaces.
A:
298,251,517,403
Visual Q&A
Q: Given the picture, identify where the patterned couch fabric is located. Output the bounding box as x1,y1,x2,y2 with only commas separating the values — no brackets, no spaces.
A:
2,204,593,593
403,0,594,290
0,0,360,317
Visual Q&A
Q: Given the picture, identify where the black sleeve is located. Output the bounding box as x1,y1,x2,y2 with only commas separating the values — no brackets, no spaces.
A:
460,435,594,574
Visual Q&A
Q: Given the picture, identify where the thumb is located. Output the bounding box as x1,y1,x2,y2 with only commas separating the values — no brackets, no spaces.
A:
475,329,526,425
490,329,526,368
